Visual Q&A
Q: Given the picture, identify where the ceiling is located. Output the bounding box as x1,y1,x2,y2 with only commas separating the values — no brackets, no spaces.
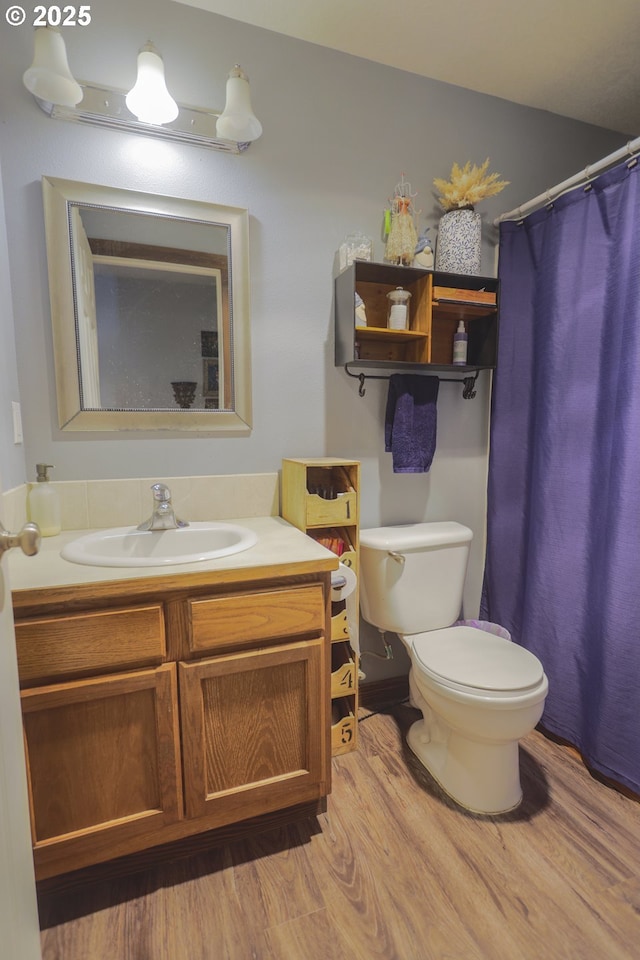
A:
175,0,640,136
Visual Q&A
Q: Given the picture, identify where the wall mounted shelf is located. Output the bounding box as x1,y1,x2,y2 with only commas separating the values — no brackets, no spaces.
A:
335,260,499,378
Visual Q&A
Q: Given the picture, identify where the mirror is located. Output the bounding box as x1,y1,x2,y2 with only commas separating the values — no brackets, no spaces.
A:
42,177,251,432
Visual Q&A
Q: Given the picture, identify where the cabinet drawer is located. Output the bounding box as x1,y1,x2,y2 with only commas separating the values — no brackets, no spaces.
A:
16,604,166,685
432,285,496,308
188,584,326,654
306,491,357,527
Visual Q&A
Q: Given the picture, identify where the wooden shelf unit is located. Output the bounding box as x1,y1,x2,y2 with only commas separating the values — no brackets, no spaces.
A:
335,260,499,372
281,458,360,755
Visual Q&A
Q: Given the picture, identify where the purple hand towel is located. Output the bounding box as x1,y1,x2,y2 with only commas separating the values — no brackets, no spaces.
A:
385,374,439,473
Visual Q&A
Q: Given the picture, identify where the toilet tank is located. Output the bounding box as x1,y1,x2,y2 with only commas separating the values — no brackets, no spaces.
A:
359,522,473,636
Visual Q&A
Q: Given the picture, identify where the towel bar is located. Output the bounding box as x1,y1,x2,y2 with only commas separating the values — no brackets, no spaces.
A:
344,364,480,399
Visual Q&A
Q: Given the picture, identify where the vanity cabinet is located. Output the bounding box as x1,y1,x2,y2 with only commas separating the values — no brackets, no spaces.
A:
281,458,360,755
335,260,499,372
13,568,332,881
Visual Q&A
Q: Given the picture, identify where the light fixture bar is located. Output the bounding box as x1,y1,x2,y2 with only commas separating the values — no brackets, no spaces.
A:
35,81,250,153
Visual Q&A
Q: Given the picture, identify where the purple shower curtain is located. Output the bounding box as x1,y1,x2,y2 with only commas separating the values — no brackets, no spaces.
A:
481,159,640,794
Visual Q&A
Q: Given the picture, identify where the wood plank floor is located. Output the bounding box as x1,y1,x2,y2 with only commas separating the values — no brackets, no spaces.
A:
38,703,640,960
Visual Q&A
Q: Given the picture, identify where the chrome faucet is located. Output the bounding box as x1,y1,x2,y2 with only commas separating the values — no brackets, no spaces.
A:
137,483,189,531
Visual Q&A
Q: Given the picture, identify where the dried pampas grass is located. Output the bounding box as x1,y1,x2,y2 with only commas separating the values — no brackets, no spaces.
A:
434,159,509,211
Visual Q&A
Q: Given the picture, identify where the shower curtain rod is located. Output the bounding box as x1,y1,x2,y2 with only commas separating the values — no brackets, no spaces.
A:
495,135,640,225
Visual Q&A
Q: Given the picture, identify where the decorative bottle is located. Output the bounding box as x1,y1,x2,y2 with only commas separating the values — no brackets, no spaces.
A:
452,321,468,365
27,463,61,536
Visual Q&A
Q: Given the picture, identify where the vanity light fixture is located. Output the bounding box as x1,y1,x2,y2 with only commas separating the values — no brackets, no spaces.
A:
22,24,83,108
22,27,262,154
216,66,263,143
125,42,179,126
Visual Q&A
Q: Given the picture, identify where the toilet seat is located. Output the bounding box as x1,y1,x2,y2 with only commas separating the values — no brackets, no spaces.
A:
409,626,545,697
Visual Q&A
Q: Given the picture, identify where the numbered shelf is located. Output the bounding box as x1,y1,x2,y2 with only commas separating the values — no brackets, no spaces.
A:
282,458,360,755
331,697,357,756
331,640,357,698
331,608,350,642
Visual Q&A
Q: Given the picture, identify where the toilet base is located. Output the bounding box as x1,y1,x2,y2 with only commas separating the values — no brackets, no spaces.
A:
406,719,523,815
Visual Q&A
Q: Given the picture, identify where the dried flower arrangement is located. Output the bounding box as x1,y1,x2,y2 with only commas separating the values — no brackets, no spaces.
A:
433,159,509,211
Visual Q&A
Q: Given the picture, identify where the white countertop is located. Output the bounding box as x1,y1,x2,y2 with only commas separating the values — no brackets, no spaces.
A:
9,516,338,594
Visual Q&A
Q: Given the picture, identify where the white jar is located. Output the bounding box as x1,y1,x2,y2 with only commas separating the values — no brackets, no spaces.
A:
386,287,412,330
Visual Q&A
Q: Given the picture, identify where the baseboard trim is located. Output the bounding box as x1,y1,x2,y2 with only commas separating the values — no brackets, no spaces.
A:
359,675,409,711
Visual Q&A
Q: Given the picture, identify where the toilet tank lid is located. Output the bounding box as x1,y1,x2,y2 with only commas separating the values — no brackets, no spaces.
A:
360,521,473,551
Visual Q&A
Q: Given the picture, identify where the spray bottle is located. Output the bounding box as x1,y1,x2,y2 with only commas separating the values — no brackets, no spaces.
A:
452,321,468,365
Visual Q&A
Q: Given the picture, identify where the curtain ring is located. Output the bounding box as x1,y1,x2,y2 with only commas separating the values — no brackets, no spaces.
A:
625,142,638,170
544,191,554,210
583,165,595,192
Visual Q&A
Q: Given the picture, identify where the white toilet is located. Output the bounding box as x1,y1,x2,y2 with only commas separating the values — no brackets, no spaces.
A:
359,521,548,814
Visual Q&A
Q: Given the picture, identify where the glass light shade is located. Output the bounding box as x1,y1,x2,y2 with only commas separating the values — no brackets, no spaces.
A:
216,66,262,143
23,26,82,107
125,43,179,125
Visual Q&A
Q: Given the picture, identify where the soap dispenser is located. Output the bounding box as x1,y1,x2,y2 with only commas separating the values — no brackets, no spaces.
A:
452,320,468,365
28,463,61,536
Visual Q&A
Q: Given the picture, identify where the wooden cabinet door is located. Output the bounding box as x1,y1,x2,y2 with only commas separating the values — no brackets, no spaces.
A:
179,638,327,827
21,663,183,879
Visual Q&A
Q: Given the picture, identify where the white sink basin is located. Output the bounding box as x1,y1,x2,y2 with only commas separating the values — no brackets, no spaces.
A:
61,522,259,568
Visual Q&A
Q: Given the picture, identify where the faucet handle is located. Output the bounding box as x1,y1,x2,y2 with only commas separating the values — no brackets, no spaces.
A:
151,483,171,502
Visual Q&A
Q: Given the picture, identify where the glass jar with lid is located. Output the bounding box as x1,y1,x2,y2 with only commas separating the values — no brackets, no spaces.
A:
386,287,411,330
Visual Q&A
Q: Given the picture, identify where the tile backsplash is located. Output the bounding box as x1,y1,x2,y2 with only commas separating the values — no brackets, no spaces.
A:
1,484,27,532
2,473,280,532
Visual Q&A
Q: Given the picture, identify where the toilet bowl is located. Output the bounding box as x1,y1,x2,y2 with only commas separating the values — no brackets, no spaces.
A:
404,626,548,813
358,522,548,814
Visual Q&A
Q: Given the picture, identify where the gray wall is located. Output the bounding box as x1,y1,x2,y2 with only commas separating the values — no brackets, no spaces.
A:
0,0,625,676
0,164,25,492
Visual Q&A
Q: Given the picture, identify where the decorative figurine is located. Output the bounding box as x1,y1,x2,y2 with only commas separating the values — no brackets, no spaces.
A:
384,175,419,266
355,292,368,328
413,228,434,269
